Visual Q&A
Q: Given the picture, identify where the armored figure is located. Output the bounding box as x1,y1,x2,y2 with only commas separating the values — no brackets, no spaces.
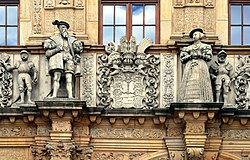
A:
44,20,83,98
15,50,38,104
210,50,234,104
178,28,213,102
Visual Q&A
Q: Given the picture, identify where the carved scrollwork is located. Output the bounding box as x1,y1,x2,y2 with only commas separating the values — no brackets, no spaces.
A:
163,54,175,107
97,36,160,109
187,148,204,160
34,0,42,34
45,141,93,160
31,145,47,160
0,53,12,107
234,55,250,109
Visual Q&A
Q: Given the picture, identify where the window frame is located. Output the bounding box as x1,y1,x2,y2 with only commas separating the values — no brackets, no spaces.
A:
229,0,250,45
0,1,20,46
99,0,160,44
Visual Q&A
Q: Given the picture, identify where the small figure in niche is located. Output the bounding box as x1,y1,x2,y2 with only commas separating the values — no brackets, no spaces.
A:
15,50,38,104
210,50,235,104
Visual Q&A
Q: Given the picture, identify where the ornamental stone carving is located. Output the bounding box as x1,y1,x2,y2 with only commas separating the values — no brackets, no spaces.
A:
97,36,160,109
46,141,93,160
90,128,165,139
178,28,213,103
93,152,144,160
31,145,47,160
0,53,13,107
234,55,250,109
0,126,36,137
187,148,204,160
33,0,42,34
163,54,175,107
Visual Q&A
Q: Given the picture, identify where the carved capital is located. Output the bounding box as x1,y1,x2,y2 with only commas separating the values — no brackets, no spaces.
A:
31,145,48,160
186,148,204,160
45,141,93,160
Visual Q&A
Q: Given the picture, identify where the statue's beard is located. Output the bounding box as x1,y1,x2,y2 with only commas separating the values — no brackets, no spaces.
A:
62,31,68,38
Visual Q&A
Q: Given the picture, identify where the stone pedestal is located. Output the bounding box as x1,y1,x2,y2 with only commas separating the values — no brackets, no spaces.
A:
35,99,87,160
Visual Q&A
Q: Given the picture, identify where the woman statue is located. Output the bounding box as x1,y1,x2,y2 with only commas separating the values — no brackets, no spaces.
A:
178,28,213,102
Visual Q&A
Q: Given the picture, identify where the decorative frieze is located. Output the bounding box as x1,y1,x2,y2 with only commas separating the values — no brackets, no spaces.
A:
222,130,250,139
167,127,183,137
207,127,221,137
93,152,144,160
90,128,165,139
0,126,36,137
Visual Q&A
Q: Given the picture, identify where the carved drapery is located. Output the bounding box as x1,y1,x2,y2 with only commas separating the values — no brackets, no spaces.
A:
0,53,13,107
97,36,160,109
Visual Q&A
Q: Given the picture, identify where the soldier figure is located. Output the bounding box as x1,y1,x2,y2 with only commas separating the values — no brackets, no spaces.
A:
15,50,38,104
210,50,235,104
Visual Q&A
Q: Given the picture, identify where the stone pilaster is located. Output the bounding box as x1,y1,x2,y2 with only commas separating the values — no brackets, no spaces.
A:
172,103,222,160
35,99,89,160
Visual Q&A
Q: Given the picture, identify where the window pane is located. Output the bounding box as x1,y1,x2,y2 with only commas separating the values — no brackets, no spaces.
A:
0,6,5,25
7,6,18,25
7,27,17,45
145,26,155,43
115,5,126,25
132,26,143,43
145,5,155,24
103,5,114,25
0,27,5,45
231,5,242,25
231,26,242,45
244,5,250,24
243,26,250,45
115,26,126,43
103,26,114,44
132,5,143,25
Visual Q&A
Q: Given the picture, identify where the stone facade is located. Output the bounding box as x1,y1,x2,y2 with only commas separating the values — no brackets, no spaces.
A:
0,0,250,160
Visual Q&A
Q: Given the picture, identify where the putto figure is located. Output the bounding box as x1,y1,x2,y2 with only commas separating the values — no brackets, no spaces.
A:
178,28,213,102
210,50,235,104
15,50,38,104
44,20,83,98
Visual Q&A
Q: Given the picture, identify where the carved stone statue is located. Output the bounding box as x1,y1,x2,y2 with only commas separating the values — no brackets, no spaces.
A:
209,50,234,104
44,20,83,98
178,28,213,103
15,50,38,104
